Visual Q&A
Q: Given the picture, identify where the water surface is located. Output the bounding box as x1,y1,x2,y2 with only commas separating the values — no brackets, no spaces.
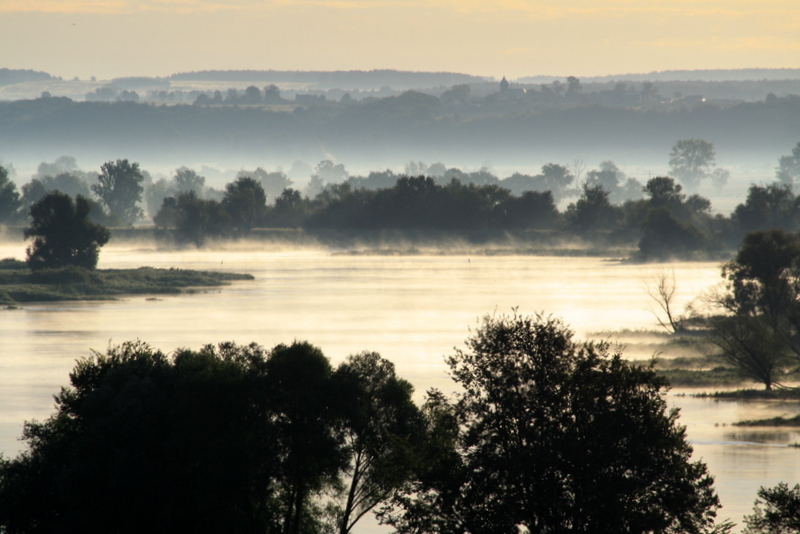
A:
1,244,797,530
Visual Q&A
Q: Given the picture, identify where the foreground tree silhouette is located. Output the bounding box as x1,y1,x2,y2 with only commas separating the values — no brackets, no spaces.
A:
333,352,424,534
383,312,724,534
744,482,800,533
0,340,348,534
24,192,110,270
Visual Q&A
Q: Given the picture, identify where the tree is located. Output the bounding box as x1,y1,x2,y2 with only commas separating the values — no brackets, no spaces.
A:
92,159,145,225
24,192,110,270
775,142,800,185
733,183,799,234
333,352,424,534
222,176,267,236
708,229,800,389
172,191,231,246
638,207,707,260
647,270,694,333
385,312,722,534
669,139,717,191
744,483,800,534
264,342,348,534
0,341,285,534
0,164,22,223
173,167,205,196
645,176,686,208
565,184,621,234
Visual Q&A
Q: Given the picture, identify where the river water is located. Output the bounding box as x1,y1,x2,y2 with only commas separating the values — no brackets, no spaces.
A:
1,243,799,530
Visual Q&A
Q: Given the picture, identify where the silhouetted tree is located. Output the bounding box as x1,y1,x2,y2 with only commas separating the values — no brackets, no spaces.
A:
223,176,267,236
0,341,285,534
565,184,621,233
708,229,800,388
744,483,800,533
24,192,110,270
733,183,799,234
333,352,424,534
172,192,231,246
383,312,723,534
264,342,347,534
92,159,145,225
638,207,707,260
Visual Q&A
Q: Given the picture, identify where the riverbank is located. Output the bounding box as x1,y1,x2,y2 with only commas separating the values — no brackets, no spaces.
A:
0,258,253,306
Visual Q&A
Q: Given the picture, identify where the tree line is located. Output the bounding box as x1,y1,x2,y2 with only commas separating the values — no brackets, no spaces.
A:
1,313,742,534
1,89,798,162
2,140,800,260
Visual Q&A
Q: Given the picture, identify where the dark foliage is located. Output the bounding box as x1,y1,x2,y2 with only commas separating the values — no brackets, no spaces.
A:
92,159,145,225
744,483,800,533
382,313,723,534
709,229,800,389
24,192,110,270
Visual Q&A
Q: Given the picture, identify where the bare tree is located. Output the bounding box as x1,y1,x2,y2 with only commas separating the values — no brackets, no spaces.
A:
646,270,693,333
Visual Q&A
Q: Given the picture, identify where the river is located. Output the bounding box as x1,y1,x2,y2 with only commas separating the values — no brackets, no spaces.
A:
1,243,799,531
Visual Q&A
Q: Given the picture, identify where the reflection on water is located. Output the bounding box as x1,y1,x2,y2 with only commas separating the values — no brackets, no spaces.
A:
0,243,798,530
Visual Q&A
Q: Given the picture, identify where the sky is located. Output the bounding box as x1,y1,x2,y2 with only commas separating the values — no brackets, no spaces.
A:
0,0,799,81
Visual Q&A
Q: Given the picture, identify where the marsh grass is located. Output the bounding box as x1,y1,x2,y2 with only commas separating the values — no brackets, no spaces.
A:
692,388,800,400
734,415,800,427
0,259,253,305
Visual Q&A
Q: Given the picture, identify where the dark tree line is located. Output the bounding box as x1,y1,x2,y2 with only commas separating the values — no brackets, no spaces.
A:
4,142,800,260
0,314,733,534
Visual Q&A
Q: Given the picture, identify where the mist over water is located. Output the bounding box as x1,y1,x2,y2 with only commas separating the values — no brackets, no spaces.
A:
1,243,798,530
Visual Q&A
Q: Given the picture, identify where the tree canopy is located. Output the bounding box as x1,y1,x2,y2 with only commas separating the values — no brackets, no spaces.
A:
91,159,145,225
24,191,110,270
383,312,723,534
709,228,800,389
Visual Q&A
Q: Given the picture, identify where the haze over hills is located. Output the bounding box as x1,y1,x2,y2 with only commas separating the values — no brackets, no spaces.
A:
517,68,800,84
3,67,800,101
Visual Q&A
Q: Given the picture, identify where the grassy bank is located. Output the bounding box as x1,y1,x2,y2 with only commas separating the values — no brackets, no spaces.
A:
0,258,253,306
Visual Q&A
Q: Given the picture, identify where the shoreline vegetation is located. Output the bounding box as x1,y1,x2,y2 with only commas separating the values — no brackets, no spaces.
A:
0,257,253,306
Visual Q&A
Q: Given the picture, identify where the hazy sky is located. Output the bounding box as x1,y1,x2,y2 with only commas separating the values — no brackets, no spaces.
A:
1,0,798,81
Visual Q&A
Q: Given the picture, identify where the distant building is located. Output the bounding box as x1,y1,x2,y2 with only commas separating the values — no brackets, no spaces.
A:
500,76,510,93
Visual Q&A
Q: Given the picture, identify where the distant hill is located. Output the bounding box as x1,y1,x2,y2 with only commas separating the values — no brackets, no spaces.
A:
168,69,488,90
0,68,54,86
518,68,800,83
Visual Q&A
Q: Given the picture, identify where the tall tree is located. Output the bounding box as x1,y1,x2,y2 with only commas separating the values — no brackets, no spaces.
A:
24,192,110,270
709,229,800,389
264,342,347,534
92,159,145,225
223,176,267,236
333,352,423,534
669,139,717,191
385,312,724,534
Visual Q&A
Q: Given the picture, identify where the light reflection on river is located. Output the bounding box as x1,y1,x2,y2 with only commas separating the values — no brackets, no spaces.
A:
1,243,799,531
